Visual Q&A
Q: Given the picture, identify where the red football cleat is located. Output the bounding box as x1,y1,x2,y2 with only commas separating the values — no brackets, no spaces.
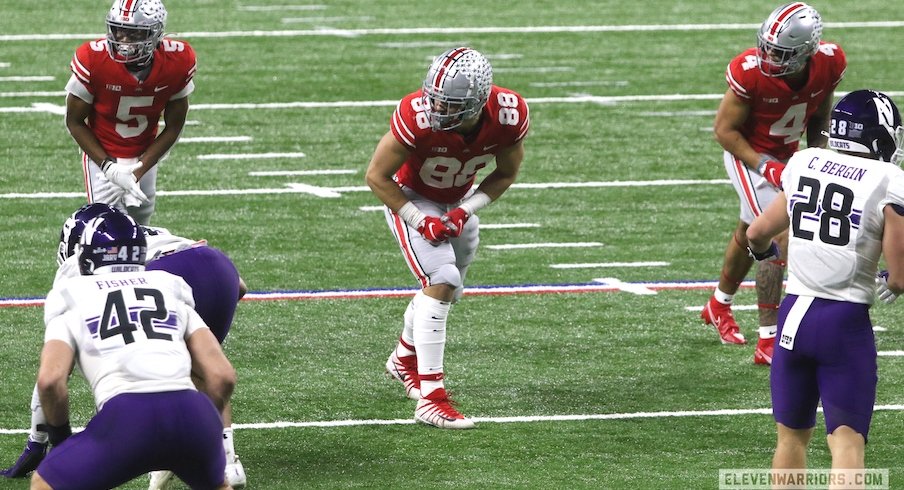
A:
385,352,421,400
754,336,775,365
701,297,747,345
415,388,475,430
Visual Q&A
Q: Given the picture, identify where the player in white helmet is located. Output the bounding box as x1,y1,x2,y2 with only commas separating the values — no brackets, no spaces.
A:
65,0,196,225
366,47,529,429
701,3,846,365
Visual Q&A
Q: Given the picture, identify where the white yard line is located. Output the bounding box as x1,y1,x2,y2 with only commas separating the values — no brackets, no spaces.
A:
551,262,669,268
238,5,327,11
3,404,902,434
0,76,54,82
0,179,733,200
249,169,355,176
197,152,306,160
486,242,603,250
3,22,903,42
479,223,540,229
179,136,252,143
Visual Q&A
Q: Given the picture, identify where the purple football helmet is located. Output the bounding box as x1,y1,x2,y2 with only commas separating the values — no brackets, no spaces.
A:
828,89,902,162
78,212,147,275
57,203,121,266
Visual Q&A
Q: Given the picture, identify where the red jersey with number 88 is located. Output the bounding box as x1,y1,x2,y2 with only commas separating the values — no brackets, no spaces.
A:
390,85,530,203
69,38,197,158
725,42,846,161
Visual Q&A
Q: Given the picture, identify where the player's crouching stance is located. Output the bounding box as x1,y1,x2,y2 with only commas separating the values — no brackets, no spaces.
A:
30,212,236,489
747,90,904,477
366,47,529,429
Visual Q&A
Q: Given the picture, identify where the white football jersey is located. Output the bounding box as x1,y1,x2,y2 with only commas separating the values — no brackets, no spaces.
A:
782,147,904,303
43,270,208,409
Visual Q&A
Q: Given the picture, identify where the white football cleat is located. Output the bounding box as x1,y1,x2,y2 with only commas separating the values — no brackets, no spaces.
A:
385,352,421,400
415,388,474,430
226,456,247,489
148,470,174,490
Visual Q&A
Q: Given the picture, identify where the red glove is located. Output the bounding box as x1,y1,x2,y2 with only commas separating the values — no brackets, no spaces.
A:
758,156,785,189
417,216,452,245
441,207,470,237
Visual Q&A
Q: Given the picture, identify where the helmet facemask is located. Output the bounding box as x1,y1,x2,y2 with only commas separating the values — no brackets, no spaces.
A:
422,48,493,131
756,3,822,77
105,0,167,66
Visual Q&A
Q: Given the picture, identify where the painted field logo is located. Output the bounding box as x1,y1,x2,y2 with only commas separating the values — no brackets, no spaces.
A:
719,469,889,489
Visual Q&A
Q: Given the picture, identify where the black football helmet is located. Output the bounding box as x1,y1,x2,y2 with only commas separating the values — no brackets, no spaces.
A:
828,90,902,162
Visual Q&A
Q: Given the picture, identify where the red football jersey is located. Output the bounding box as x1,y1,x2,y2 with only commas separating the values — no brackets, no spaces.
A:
390,85,530,203
69,38,197,158
725,42,846,161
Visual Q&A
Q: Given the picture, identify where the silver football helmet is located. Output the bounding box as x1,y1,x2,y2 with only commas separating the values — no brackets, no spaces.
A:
106,0,167,65
422,47,493,131
756,3,822,77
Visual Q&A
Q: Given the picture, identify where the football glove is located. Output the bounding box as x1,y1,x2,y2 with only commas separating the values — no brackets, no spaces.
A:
747,241,780,262
417,216,452,245
891,126,904,166
876,270,898,304
758,155,785,189
441,207,470,237
101,159,148,204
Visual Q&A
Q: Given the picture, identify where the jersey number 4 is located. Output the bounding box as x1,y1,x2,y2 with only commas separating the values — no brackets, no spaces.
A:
99,288,173,344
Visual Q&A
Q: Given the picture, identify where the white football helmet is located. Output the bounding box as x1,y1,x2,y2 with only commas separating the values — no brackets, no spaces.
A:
756,3,822,77
422,47,493,131
106,0,167,65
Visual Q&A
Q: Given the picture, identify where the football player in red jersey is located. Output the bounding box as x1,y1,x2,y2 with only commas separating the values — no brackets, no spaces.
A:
366,47,529,429
700,3,846,365
65,0,196,225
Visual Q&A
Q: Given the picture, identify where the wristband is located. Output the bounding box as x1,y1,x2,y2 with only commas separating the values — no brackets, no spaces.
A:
100,157,115,173
458,190,492,216
397,202,426,229
37,422,72,446
756,155,770,174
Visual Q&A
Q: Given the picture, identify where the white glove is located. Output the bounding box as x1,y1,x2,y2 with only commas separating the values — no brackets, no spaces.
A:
891,126,904,166
876,270,898,304
101,159,148,204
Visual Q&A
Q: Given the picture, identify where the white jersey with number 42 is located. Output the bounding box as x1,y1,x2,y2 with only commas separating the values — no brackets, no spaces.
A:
44,270,207,409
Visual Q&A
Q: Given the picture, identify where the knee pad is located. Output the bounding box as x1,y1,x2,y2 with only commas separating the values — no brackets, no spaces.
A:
430,263,462,290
